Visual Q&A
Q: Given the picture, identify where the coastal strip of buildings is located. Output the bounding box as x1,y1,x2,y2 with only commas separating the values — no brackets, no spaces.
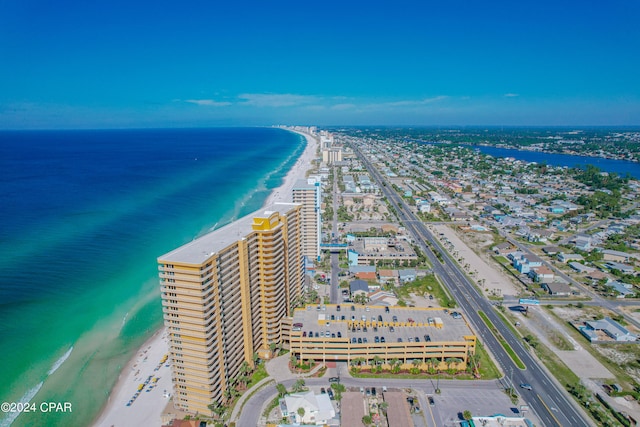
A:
157,130,477,419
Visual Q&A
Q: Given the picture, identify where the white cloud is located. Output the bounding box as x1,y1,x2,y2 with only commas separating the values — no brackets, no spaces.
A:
238,93,319,107
356,96,449,110
331,103,357,110
504,93,519,97
185,99,232,106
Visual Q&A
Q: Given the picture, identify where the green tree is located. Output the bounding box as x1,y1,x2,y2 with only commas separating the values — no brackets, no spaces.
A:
292,379,306,393
297,407,306,419
463,410,472,420
411,359,422,375
390,358,401,374
362,414,373,425
276,383,287,398
208,401,226,420
331,382,346,401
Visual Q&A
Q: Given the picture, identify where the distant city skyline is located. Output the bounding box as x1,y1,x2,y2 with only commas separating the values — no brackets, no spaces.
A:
1,0,639,129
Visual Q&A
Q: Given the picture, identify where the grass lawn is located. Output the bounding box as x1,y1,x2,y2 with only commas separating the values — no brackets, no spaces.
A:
395,275,456,308
478,311,526,370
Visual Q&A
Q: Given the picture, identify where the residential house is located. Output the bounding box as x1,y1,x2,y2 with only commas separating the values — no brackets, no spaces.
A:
573,235,593,252
529,266,554,282
349,280,370,297
569,262,595,274
378,269,399,285
398,269,417,283
580,318,637,342
493,242,516,256
609,281,635,298
513,254,543,274
281,391,335,425
543,282,572,296
604,262,635,274
557,253,584,263
602,250,633,263
527,229,554,243
542,245,562,255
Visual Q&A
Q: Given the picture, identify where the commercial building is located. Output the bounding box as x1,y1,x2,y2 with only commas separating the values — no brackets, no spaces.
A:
288,305,476,372
292,178,321,260
158,203,303,416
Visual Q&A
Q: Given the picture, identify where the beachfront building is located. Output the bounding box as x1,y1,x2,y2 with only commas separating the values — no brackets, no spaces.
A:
292,178,322,260
158,203,303,416
322,147,343,164
288,305,476,372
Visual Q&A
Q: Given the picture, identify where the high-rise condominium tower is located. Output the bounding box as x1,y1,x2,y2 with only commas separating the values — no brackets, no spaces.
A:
158,203,303,416
292,178,321,260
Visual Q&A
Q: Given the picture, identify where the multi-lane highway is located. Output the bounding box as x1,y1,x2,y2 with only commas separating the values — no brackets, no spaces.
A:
351,142,593,427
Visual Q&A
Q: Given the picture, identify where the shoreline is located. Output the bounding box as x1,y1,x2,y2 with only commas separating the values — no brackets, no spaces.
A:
92,128,318,426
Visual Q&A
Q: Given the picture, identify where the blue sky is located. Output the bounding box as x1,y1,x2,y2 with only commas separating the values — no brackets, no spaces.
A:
1,0,639,128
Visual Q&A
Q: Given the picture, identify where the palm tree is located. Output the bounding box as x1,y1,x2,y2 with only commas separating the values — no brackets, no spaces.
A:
238,361,251,388
276,383,287,398
445,357,461,374
208,401,226,420
429,357,440,373
331,382,346,401
223,386,234,404
293,379,306,393
389,358,400,374
411,359,422,374
379,401,389,417
372,355,382,372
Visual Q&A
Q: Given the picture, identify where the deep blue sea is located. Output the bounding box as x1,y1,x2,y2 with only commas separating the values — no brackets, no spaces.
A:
474,145,640,179
0,127,305,427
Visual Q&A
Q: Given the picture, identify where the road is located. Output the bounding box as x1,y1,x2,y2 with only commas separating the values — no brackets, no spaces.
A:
237,375,521,426
351,141,593,427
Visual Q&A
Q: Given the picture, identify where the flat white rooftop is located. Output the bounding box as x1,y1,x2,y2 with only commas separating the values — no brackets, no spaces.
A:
158,202,299,265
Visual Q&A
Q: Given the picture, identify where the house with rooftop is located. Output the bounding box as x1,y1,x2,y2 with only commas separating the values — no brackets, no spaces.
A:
570,262,595,274
378,269,399,285
529,266,554,282
609,281,635,298
349,279,370,297
543,282,572,296
280,391,335,425
604,262,635,275
579,317,637,342
557,253,584,263
513,254,543,274
398,269,417,283
602,249,634,263
572,235,593,252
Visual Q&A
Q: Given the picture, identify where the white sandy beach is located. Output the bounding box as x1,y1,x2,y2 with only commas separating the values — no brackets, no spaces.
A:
92,328,173,427
264,129,319,205
92,128,318,427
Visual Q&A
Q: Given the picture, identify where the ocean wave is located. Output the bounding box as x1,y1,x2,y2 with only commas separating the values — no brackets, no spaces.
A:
121,312,129,331
47,346,73,376
0,382,43,427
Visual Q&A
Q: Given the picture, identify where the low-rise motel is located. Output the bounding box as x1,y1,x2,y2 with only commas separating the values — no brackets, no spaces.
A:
287,304,476,371
158,203,304,416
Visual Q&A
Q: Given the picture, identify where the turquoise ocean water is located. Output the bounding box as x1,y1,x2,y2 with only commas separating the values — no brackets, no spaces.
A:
0,127,305,427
